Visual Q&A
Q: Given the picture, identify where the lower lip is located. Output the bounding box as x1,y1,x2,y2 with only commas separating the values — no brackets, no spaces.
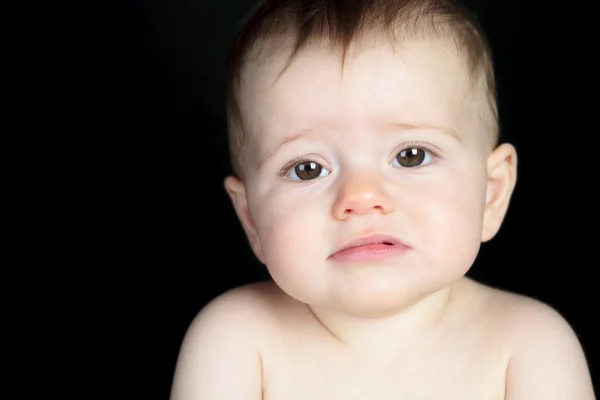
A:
329,243,409,262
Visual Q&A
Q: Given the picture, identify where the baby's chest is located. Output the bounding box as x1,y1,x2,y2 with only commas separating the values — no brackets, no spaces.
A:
262,344,508,400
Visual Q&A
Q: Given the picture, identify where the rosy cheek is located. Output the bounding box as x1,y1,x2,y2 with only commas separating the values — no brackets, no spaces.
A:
432,193,484,255
263,201,321,253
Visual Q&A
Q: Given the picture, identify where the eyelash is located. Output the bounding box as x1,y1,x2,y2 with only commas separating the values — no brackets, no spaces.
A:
278,156,316,177
394,141,441,162
278,142,441,177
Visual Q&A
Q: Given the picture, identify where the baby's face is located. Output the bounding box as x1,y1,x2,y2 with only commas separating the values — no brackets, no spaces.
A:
234,38,494,316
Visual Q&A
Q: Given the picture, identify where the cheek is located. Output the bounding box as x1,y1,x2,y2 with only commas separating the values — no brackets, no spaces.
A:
251,192,329,296
410,175,486,271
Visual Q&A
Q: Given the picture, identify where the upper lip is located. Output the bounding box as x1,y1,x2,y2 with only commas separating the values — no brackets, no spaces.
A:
331,234,407,256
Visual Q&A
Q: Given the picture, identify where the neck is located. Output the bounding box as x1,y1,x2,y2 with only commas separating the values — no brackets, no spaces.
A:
306,282,460,362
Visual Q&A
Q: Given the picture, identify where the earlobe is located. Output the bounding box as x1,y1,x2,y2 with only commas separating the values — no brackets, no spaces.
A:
223,176,264,262
482,143,518,242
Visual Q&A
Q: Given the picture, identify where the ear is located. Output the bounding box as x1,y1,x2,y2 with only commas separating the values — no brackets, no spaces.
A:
224,176,264,263
481,143,518,242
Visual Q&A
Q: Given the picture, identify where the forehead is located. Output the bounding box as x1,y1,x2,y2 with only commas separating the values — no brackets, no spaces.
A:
238,38,480,154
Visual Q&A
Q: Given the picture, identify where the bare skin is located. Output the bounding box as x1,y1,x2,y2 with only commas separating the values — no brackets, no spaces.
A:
257,277,508,399
171,277,594,399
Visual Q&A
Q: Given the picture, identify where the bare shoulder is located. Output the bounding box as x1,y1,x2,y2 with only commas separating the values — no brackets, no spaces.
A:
464,279,595,399
178,281,282,348
188,280,281,324
170,281,283,400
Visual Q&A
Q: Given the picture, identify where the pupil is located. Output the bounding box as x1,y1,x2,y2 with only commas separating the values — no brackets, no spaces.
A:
296,162,321,180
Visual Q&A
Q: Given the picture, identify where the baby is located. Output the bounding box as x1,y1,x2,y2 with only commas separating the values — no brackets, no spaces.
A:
171,0,595,398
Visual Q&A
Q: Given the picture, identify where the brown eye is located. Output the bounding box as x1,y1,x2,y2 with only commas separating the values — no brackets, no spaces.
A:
392,147,433,168
287,161,330,181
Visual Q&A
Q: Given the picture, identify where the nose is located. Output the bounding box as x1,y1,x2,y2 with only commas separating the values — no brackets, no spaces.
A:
332,172,394,220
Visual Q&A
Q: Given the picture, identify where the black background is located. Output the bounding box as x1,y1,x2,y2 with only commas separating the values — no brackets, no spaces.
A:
122,0,597,397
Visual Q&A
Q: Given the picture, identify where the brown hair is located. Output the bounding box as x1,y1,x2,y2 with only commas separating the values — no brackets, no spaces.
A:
225,0,498,178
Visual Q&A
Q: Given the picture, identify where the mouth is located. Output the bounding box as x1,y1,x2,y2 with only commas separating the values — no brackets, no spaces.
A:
329,234,408,260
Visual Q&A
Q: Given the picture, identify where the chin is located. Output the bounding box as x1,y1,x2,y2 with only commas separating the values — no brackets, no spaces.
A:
341,272,459,316
333,284,423,317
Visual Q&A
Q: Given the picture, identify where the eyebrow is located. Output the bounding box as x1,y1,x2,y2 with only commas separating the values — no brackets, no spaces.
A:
256,129,314,171
385,122,463,142
255,122,461,171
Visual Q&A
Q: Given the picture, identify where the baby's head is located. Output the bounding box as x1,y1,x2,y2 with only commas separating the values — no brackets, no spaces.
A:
224,0,517,317
226,0,500,179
